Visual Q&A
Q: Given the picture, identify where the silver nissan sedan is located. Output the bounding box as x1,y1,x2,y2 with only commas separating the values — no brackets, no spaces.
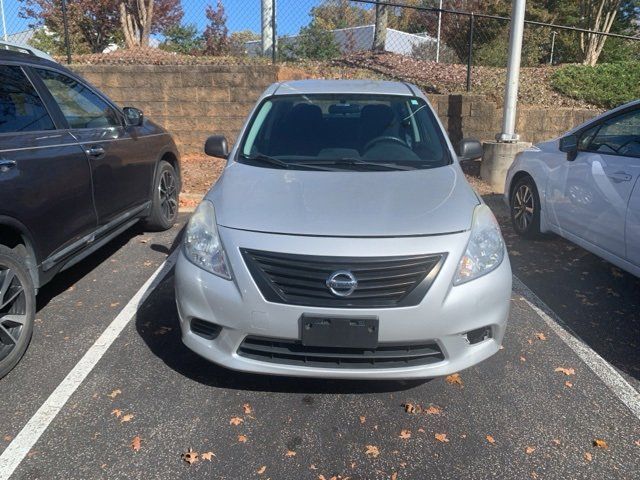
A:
175,80,511,379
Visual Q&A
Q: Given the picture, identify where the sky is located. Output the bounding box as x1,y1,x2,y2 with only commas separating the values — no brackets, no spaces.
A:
0,0,329,40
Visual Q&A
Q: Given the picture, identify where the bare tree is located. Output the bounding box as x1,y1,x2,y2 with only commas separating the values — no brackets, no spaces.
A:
373,2,388,51
579,0,622,66
118,0,182,48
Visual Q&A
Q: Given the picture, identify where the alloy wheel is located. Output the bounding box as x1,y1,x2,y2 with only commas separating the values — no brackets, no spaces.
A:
513,184,535,232
159,169,178,222
0,265,27,363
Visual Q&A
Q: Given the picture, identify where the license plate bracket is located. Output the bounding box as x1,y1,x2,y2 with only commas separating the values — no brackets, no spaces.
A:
300,315,379,349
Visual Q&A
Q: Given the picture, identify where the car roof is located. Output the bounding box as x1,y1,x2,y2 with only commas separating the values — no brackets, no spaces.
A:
0,48,64,70
272,79,417,96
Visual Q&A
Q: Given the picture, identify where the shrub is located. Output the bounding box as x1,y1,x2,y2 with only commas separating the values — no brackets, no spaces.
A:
551,62,640,109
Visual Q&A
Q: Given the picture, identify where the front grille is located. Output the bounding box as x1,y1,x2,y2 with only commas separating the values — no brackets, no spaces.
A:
241,249,445,308
238,336,444,369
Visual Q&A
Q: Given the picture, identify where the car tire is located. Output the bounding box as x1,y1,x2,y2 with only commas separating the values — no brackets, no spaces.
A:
0,245,36,379
510,176,542,238
145,160,179,231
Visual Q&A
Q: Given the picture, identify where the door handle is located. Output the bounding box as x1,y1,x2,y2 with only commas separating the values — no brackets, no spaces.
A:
0,159,16,173
607,171,632,183
85,145,105,158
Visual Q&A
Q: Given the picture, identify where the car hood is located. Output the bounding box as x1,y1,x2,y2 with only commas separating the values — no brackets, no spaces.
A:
208,162,479,237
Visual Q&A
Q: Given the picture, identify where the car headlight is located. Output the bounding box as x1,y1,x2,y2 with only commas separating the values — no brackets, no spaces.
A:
183,200,231,279
454,204,505,285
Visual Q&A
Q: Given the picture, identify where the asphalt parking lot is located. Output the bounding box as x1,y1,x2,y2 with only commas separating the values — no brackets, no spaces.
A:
0,198,639,480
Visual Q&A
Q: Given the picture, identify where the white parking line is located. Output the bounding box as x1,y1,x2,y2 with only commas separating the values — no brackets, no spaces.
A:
513,275,640,420
0,250,179,480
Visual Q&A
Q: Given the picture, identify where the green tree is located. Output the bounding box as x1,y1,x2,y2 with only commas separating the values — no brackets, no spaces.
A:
160,24,203,54
310,0,373,30
282,21,341,60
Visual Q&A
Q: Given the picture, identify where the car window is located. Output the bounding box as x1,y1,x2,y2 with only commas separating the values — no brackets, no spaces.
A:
0,65,55,134
238,94,449,171
34,68,120,129
583,108,640,157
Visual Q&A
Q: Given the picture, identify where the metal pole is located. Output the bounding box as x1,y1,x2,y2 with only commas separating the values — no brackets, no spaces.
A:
271,0,276,63
61,0,71,63
261,0,273,57
498,0,526,142
435,0,442,62
549,30,556,65
466,14,474,93
1,0,8,42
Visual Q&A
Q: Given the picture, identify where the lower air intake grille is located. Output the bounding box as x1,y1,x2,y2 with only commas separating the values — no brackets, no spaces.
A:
237,336,444,369
241,249,445,308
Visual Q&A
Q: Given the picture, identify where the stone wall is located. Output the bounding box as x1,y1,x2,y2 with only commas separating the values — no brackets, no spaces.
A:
72,64,598,156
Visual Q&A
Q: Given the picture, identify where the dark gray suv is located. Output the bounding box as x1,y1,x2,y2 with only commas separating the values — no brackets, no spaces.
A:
0,47,181,378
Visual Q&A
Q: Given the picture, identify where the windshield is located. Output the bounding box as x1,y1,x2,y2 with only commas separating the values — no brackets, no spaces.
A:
238,94,450,171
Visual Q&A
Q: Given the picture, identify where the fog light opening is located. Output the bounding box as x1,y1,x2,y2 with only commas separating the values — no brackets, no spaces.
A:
463,326,492,345
190,318,222,340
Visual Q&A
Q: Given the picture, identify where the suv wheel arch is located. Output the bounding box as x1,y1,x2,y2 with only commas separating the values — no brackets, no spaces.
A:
0,219,40,288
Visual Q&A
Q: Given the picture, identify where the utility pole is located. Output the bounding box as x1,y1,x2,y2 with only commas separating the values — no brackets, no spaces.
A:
435,0,442,62
261,0,273,57
480,0,530,194
549,30,557,65
498,0,526,142
61,0,71,63
1,0,7,42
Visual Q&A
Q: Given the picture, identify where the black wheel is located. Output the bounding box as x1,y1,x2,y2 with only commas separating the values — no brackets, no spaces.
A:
0,245,35,379
510,176,542,238
145,160,179,231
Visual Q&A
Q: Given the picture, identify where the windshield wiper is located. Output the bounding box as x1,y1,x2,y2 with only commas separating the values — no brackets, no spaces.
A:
239,154,337,171
300,158,417,171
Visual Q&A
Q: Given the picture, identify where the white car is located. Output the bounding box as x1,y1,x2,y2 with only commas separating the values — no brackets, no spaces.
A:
505,100,640,277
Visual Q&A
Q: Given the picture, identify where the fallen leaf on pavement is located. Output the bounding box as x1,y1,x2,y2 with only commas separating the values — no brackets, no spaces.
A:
552,439,561,446
238,434,248,443
445,373,463,387
257,466,266,474
140,239,148,244
111,409,122,418
425,405,442,415
120,414,134,423
399,430,411,440
365,445,380,458
310,464,317,470
565,381,573,388
359,416,366,424
634,440,640,447
391,473,398,480
520,356,527,362
285,450,296,457
435,433,449,443
402,402,419,414
182,448,198,465
486,435,495,444
535,333,547,341
584,452,592,462
131,436,141,452
243,403,252,415
230,416,244,426
110,302,120,308
201,451,215,461
554,367,576,376
107,389,122,399
525,446,536,454
593,439,608,449
3,435,12,442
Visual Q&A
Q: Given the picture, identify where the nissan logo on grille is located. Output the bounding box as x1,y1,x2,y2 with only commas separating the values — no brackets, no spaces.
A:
326,270,358,297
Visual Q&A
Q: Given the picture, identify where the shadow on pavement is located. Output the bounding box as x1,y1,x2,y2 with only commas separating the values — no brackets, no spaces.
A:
484,193,640,384
135,273,428,395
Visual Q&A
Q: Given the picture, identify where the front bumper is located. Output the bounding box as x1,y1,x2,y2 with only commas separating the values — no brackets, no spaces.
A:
175,226,512,379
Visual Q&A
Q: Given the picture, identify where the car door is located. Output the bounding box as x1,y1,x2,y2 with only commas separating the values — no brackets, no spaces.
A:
30,67,153,228
626,177,640,269
547,107,640,259
0,63,96,266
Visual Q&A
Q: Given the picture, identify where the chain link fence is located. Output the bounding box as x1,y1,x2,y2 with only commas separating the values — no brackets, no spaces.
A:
1,0,639,91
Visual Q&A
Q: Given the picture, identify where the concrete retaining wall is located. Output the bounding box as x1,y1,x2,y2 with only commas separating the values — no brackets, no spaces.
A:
71,64,598,156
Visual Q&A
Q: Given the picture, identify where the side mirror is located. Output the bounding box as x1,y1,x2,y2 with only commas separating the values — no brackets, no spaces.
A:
457,138,483,162
559,134,578,161
204,135,229,158
123,107,143,126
